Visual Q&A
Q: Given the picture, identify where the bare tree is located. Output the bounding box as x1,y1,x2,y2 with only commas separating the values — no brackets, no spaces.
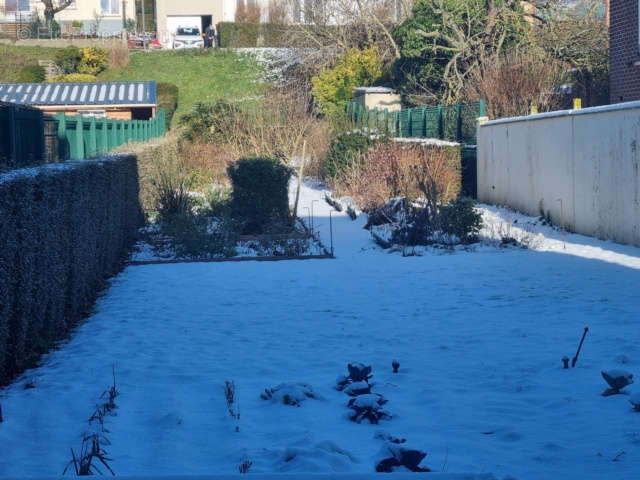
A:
41,0,74,25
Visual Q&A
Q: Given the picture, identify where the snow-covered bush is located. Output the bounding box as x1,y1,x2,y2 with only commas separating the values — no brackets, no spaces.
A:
336,362,373,391
347,393,391,424
375,442,430,472
260,382,319,406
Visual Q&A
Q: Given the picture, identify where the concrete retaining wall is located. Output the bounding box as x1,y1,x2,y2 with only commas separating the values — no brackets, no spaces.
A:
477,102,640,246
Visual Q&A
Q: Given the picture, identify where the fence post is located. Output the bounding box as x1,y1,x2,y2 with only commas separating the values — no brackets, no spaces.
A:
39,111,45,163
421,108,427,138
87,117,97,157
100,118,108,154
456,102,463,142
56,113,67,160
74,117,85,160
479,99,486,118
407,109,412,137
437,104,444,140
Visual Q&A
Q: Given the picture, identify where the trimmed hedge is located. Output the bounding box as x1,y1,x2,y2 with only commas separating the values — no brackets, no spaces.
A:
0,155,143,386
217,22,341,48
228,157,293,234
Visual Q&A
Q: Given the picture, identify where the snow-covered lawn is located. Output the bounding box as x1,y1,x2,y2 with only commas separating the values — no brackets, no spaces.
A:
1,181,639,479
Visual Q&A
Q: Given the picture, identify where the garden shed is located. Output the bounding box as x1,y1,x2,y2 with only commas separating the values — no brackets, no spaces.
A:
0,81,158,120
353,87,402,113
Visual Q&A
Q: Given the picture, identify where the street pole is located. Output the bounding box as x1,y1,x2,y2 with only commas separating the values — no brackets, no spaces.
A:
141,0,146,33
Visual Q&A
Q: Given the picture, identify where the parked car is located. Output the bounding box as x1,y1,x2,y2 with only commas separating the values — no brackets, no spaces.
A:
172,26,204,49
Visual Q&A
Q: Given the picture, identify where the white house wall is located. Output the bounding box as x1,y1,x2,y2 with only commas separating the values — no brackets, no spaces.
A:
0,0,135,35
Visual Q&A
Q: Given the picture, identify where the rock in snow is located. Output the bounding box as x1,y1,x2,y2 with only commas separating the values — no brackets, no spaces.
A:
601,370,634,396
629,392,640,411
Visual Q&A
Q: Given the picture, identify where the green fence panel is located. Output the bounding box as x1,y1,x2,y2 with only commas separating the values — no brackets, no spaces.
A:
86,118,98,158
344,100,483,144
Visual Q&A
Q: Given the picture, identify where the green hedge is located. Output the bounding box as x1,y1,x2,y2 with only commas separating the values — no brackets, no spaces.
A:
228,157,293,234
0,155,143,386
217,22,341,48
157,82,179,130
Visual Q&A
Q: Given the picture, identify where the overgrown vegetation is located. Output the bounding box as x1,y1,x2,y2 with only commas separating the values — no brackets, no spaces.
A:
334,141,461,211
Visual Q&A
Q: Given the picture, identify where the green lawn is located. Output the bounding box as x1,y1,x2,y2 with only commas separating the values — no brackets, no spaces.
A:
0,44,60,82
99,49,266,125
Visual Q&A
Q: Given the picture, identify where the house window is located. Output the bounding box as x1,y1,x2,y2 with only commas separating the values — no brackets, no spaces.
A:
101,0,120,15
17,0,30,12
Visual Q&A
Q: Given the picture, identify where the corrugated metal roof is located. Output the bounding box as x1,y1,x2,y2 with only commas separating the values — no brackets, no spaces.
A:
0,81,157,106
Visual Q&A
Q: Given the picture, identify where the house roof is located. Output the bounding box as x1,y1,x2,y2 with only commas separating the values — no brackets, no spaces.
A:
354,87,397,94
0,81,157,107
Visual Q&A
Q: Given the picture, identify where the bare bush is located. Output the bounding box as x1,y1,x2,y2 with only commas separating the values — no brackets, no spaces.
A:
236,1,261,23
268,0,288,24
465,51,568,118
224,380,240,431
239,459,253,474
64,433,115,476
107,42,130,70
334,142,461,211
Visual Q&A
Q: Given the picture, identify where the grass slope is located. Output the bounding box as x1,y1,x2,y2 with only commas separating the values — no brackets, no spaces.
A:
99,49,266,125
0,44,60,82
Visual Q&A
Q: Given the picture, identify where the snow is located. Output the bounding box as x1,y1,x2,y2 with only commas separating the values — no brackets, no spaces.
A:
1,181,640,478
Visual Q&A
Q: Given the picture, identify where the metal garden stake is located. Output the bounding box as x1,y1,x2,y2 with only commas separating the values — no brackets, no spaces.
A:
572,327,589,367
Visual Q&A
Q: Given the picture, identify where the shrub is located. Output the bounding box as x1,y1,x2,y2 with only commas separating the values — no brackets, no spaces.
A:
153,166,194,221
336,141,461,211
71,20,83,28
324,132,377,179
228,157,293,234
54,45,82,74
108,42,130,70
50,73,98,83
437,197,482,242
17,64,46,82
311,47,383,116
157,82,179,130
78,47,108,75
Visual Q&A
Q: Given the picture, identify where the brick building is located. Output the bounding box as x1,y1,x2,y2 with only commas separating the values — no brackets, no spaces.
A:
610,0,640,102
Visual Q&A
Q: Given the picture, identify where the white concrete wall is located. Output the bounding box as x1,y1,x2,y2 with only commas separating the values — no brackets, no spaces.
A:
477,102,640,246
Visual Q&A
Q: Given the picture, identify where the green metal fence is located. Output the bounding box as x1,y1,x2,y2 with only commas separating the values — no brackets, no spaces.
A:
1,105,166,168
0,103,46,169
345,100,486,145
56,110,166,161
